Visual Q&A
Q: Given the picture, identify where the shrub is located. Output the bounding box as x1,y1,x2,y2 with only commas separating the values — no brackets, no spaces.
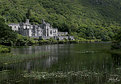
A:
0,45,10,53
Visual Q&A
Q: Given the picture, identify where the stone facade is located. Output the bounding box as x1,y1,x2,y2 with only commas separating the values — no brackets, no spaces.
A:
8,19,74,40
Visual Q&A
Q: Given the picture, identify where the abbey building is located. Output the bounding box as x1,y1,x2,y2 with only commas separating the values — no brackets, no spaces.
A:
8,19,74,40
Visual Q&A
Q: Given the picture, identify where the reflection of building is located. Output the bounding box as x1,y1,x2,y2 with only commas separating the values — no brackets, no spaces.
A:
8,19,74,40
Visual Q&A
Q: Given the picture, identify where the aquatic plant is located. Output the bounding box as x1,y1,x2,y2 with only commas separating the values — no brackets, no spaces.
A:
23,70,121,83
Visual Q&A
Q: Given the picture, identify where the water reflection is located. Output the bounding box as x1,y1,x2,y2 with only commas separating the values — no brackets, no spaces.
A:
11,44,69,55
44,56,58,68
26,61,32,73
1,43,121,84
112,53,121,67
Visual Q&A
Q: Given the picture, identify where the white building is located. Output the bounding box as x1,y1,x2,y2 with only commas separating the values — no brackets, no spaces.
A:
8,19,74,40
8,23,20,31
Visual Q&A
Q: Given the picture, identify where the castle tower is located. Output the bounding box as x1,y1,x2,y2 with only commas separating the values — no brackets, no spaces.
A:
26,19,30,24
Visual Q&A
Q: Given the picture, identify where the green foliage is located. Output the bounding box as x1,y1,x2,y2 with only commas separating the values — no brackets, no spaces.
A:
49,38,58,44
114,30,121,42
26,9,31,19
39,39,58,44
111,29,121,49
0,0,121,40
15,34,37,46
0,18,17,46
39,40,50,45
0,45,10,53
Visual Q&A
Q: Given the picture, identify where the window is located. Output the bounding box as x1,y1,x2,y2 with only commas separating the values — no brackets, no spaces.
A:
53,30,56,33
50,30,52,35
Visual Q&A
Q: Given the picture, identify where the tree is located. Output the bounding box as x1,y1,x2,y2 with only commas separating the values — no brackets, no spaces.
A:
111,29,121,49
0,18,17,46
26,9,31,19
114,30,121,42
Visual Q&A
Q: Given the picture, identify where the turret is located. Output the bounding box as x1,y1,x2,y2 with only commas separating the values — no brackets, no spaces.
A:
26,19,30,24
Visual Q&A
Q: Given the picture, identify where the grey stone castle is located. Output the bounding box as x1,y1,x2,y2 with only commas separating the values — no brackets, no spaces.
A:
8,19,74,40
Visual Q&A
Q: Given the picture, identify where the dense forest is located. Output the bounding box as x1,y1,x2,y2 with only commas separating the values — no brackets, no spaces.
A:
0,0,121,40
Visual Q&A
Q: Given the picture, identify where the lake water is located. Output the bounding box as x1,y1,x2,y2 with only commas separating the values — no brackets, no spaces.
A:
0,43,121,84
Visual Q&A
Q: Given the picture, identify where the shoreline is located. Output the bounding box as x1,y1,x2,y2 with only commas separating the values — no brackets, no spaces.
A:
0,40,111,53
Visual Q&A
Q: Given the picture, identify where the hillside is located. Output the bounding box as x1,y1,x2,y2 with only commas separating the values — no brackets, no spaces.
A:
0,0,121,40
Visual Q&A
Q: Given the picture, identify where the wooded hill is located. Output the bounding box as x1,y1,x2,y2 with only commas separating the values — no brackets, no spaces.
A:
0,0,121,40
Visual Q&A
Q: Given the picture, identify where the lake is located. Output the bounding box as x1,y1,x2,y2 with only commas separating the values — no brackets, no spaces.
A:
0,43,121,84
